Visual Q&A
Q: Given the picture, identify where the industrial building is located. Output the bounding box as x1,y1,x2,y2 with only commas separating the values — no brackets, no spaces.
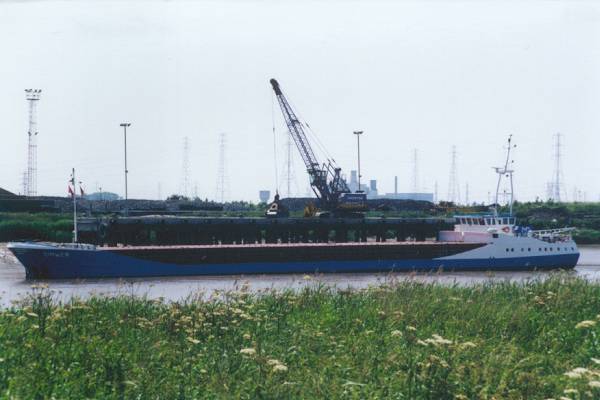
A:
348,170,434,202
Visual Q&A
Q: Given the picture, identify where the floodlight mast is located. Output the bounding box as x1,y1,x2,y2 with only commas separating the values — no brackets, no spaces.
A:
120,123,131,201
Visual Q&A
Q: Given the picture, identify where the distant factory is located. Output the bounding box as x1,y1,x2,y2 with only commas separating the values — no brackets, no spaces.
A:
347,170,434,202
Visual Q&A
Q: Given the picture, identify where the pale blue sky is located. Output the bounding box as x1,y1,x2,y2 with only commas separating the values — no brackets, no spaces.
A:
0,0,598,203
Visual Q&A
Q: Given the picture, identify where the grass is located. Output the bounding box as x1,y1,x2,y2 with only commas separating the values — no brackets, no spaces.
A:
1,276,600,399
0,212,72,242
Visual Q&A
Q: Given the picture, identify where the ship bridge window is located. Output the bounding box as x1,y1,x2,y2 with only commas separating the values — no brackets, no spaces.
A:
502,218,509,224
479,218,485,225
467,218,473,225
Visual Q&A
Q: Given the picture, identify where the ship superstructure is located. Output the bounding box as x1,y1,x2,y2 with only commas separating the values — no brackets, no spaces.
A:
436,135,578,266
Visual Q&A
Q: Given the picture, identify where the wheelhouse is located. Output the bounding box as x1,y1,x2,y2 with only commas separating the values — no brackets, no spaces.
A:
453,214,516,235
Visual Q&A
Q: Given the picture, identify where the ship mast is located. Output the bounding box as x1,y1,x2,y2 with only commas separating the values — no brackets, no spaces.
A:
71,168,78,243
493,135,516,217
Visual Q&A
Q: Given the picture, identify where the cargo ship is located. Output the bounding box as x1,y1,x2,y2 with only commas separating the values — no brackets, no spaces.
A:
7,215,579,279
6,136,580,279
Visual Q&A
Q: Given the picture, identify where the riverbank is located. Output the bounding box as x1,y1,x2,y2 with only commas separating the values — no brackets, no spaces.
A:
3,200,600,244
1,277,599,399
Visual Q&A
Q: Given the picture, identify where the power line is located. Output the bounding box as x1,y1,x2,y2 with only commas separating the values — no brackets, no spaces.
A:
280,132,299,197
215,133,229,203
411,148,419,193
24,89,41,197
548,133,566,202
447,145,460,204
180,137,190,197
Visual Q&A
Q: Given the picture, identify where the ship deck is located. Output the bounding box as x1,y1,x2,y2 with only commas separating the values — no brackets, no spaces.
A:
98,240,477,251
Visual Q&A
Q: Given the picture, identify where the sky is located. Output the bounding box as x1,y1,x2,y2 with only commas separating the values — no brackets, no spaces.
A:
0,0,599,203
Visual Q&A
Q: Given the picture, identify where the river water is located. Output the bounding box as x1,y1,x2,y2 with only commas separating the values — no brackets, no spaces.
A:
1,243,600,307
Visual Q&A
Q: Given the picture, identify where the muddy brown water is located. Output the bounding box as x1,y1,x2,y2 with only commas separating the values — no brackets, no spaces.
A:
1,242,599,307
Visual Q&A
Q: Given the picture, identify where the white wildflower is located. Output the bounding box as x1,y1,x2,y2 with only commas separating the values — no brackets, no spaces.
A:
575,320,596,329
564,371,582,379
240,348,256,356
273,364,288,373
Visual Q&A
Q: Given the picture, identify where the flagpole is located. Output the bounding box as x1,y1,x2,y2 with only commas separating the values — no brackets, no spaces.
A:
72,167,78,243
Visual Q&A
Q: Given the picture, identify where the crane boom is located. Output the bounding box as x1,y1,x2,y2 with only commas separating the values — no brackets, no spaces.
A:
270,79,320,175
270,78,366,214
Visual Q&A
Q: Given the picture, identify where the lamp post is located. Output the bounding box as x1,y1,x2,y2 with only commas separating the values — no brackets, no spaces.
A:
353,130,363,192
120,123,131,201
71,168,78,243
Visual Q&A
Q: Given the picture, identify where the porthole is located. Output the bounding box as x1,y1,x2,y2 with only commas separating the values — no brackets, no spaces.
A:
528,248,531,251
511,248,514,252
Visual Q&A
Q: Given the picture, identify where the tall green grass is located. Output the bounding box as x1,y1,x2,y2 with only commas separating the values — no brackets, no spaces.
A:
1,276,600,399
0,212,72,242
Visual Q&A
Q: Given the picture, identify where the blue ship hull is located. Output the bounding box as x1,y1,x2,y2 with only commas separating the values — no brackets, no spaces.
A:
8,242,579,280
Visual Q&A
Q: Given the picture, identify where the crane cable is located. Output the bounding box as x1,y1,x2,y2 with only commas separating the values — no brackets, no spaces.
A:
271,91,280,195
286,95,335,167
